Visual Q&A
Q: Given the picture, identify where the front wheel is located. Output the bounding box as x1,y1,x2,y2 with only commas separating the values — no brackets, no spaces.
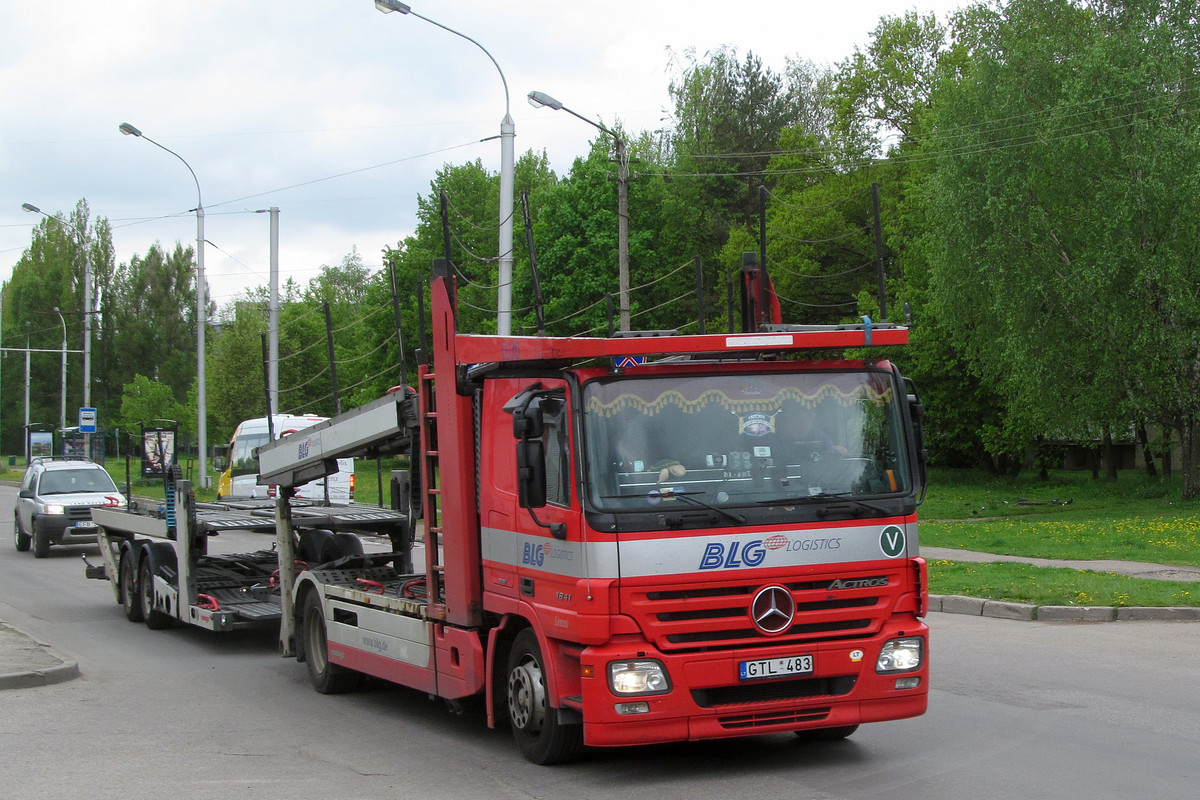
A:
14,512,31,552
32,525,50,559
505,628,583,765
301,590,358,693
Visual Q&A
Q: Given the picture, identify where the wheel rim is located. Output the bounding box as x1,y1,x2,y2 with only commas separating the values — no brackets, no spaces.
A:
140,565,154,618
121,561,135,609
306,603,328,673
507,654,547,734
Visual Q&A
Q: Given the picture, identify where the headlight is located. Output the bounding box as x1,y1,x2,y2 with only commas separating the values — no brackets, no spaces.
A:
608,659,671,695
43,504,65,515
876,636,923,673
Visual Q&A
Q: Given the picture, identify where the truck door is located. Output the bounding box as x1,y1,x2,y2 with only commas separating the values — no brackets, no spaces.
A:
482,379,585,624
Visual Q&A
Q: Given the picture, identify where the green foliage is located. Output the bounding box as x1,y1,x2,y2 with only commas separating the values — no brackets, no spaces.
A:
920,0,1200,496
117,374,186,433
107,241,199,406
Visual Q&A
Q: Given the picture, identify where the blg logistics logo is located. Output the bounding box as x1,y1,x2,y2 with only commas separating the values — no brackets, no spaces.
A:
699,533,842,570
698,525,907,571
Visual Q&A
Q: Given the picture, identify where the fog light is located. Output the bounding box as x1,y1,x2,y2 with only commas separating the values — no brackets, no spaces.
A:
876,636,923,673
609,659,671,695
615,701,651,715
894,676,922,690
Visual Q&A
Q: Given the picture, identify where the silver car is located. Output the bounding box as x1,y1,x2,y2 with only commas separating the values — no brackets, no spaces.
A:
14,458,126,558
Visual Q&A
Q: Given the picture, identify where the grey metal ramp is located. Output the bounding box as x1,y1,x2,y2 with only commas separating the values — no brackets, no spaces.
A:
193,511,279,535
255,391,416,490
289,505,409,531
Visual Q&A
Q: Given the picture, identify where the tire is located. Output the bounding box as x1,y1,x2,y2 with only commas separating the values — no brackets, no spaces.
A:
301,589,358,693
794,724,859,741
505,628,583,765
120,555,144,623
299,529,364,566
139,558,172,630
14,512,31,552
33,525,50,559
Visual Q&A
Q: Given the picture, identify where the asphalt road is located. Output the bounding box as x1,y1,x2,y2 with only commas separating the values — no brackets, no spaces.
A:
1,485,1197,799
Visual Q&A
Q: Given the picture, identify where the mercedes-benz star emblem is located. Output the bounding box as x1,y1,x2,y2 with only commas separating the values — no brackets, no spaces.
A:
750,585,796,635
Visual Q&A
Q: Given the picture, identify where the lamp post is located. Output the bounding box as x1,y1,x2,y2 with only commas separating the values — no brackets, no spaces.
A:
23,321,30,462
375,0,515,334
254,207,280,414
527,91,630,331
22,203,92,449
119,122,209,486
51,307,67,432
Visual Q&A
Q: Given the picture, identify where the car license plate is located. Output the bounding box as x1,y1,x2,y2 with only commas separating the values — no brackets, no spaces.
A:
74,521,98,529
739,654,814,681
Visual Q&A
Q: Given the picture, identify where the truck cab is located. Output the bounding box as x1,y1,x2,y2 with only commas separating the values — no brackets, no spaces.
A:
483,354,927,755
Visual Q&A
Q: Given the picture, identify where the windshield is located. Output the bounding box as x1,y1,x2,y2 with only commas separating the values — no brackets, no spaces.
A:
230,432,270,477
38,468,118,495
584,370,911,511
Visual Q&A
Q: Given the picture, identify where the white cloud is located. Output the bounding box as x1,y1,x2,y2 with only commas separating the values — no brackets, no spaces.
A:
1,0,965,301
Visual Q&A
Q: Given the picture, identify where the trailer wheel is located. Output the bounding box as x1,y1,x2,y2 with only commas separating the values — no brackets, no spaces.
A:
794,724,858,741
301,590,358,693
505,628,583,765
120,555,144,623
14,511,31,552
139,559,172,630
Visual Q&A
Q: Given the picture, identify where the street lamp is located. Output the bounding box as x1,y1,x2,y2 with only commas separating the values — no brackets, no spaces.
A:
51,307,67,431
528,91,631,331
254,207,281,415
22,203,93,443
119,122,210,486
375,1,515,334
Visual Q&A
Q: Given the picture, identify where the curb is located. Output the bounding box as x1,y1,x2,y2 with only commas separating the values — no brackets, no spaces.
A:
929,594,1200,623
0,623,80,690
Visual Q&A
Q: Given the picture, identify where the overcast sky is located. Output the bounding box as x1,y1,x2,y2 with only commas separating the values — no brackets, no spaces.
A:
0,0,965,311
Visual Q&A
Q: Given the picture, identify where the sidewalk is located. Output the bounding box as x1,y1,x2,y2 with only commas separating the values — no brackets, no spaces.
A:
0,621,78,690
924,546,1200,623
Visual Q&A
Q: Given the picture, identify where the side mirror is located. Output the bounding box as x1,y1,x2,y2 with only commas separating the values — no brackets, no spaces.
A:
19,489,34,499
512,397,545,440
517,439,547,509
211,457,227,473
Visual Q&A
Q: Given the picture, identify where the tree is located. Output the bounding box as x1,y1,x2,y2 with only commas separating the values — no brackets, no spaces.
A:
921,0,1200,495
665,46,814,277
107,242,200,410
1,199,108,452
117,374,186,434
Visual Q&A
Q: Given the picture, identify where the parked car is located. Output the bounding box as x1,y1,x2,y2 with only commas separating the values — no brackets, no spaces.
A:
14,457,126,558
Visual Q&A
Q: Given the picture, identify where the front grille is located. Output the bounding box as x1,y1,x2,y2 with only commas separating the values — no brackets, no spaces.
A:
718,707,831,730
66,507,94,522
692,675,856,708
627,573,897,652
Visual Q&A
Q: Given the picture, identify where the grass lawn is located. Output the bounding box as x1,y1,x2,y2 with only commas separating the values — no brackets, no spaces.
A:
923,468,1200,608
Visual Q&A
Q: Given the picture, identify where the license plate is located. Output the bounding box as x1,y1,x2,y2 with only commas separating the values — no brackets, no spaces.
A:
739,654,814,681
74,521,98,529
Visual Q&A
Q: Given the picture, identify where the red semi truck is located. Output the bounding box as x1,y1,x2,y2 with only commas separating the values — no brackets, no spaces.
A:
259,257,930,764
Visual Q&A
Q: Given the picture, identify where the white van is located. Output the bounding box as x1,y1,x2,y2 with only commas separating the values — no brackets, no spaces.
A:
216,415,353,504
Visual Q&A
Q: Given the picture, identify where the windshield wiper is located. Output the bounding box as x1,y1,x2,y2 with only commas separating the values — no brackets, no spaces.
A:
754,491,891,516
807,491,891,516
666,491,746,525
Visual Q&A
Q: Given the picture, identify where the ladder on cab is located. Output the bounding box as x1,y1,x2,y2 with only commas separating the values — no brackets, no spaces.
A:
417,364,446,617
